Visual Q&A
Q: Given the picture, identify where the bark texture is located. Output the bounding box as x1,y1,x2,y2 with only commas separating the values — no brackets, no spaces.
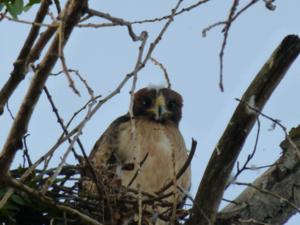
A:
217,125,300,225
0,0,87,179
186,35,300,225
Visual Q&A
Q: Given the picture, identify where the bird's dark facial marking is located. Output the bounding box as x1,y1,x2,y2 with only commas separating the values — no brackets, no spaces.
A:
167,99,178,111
142,97,152,108
133,87,183,126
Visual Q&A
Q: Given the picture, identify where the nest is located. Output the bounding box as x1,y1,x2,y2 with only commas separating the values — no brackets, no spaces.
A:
0,164,189,225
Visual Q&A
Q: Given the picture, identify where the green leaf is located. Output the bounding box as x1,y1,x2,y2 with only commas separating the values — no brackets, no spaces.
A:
6,0,24,18
24,0,40,12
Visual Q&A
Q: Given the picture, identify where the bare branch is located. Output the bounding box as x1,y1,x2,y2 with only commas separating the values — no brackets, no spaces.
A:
186,35,300,225
131,0,210,25
218,125,300,224
0,12,57,27
150,57,171,88
227,118,261,188
0,0,52,114
202,0,259,37
0,0,87,179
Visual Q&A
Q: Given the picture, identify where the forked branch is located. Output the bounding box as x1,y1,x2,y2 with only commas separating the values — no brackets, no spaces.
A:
186,35,300,225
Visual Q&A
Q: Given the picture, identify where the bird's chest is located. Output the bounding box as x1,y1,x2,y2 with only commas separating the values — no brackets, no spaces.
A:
116,121,184,191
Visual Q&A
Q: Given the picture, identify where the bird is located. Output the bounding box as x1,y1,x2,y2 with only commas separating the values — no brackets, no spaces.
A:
81,86,191,225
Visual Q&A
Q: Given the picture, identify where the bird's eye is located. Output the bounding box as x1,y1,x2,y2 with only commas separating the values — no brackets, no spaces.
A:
142,98,152,107
167,100,177,110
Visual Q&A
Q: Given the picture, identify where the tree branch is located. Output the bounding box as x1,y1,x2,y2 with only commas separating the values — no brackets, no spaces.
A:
0,0,52,114
217,125,300,225
185,35,300,225
0,0,87,179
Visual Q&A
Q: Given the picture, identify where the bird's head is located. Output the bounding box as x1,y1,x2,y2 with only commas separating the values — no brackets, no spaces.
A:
133,87,183,126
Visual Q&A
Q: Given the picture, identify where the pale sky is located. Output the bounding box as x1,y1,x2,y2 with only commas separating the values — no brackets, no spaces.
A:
1,0,300,224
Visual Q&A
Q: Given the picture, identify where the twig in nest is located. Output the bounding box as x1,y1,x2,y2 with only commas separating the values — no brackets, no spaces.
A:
218,0,239,92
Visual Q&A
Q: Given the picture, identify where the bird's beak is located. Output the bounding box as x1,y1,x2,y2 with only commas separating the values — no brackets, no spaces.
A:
154,94,168,121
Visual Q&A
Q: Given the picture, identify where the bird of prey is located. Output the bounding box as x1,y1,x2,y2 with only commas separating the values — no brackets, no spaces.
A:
81,87,191,225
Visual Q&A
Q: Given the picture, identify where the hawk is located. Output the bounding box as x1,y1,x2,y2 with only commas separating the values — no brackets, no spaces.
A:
81,87,191,225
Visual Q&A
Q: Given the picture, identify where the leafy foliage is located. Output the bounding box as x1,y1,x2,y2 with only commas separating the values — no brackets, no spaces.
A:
0,0,41,18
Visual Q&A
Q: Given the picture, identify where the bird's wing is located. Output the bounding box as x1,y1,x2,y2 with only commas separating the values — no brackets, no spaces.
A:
80,115,130,192
88,115,130,168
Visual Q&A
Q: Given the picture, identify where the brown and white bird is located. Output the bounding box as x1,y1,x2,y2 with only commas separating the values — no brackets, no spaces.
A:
81,87,191,224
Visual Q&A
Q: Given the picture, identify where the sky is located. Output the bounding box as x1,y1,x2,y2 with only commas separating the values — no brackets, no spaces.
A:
1,0,300,224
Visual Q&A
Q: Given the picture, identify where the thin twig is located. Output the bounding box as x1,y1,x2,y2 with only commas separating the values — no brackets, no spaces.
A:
131,0,210,25
219,0,239,92
158,139,197,194
0,13,58,27
202,0,259,37
41,100,95,193
87,8,144,42
8,177,103,225
150,57,171,88
227,118,261,188
236,98,300,159
43,86,81,160
58,13,81,96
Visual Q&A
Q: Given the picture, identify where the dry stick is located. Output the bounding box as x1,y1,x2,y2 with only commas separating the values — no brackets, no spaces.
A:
226,118,261,188
218,0,239,92
0,0,52,114
0,13,57,27
79,0,209,30
72,70,95,98
127,152,149,187
185,35,300,225
49,69,95,98
131,0,210,25
0,126,79,209
128,33,148,180
44,81,110,220
158,139,197,194
202,0,259,37
43,86,81,160
150,57,171,88
77,22,116,28
65,95,102,129
58,14,81,96
41,101,95,193
7,177,103,225
0,0,87,179
236,98,300,159
86,8,143,42
128,31,148,122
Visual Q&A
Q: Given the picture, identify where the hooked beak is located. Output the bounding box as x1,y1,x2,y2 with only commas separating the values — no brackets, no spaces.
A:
154,94,168,121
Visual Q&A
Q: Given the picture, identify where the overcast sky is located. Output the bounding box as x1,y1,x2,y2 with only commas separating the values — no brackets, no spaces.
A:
1,0,300,224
